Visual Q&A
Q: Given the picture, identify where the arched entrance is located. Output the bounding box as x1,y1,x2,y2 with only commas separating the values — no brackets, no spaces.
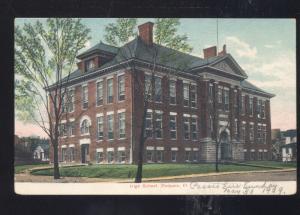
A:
220,131,232,160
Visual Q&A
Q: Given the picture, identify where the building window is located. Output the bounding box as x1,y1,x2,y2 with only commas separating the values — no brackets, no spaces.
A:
224,89,229,111
183,116,190,140
97,116,104,140
171,151,177,162
250,151,256,160
118,112,126,139
96,81,103,106
193,151,199,162
144,74,152,100
117,151,126,163
241,122,246,141
107,151,114,163
155,111,163,138
241,95,245,115
185,151,192,162
257,99,262,118
118,75,125,101
80,119,90,135
69,147,75,161
249,124,254,142
263,125,267,144
145,110,153,138
169,114,177,139
249,97,253,116
96,151,104,163
257,125,262,144
154,76,162,102
208,84,213,103
169,80,176,105
258,151,263,160
218,87,222,103
107,78,113,103
209,115,213,134
59,123,67,137
263,151,268,160
67,89,74,112
261,100,265,118
146,150,154,163
68,122,75,136
82,85,88,109
190,85,197,108
156,150,163,163
107,114,114,140
61,148,67,162
234,91,238,113
61,91,66,113
191,117,197,140
234,119,238,138
85,59,95,71
183,83,189,106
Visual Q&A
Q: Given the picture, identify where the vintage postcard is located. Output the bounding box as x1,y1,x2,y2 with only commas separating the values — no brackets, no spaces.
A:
14,18,296,195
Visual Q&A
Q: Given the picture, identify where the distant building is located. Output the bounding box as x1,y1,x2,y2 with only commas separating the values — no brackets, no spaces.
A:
283,129,297,145
281,142,296,162
14,135,50,164
33,145,49,161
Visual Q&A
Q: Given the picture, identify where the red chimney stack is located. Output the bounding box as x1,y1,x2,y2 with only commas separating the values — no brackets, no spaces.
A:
203,46,217,59
138,22,154,45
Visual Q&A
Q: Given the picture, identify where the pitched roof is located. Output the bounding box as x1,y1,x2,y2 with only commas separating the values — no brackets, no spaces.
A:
241,80,275,97
51,37,274,99
77,42,119,58
283,129,297,138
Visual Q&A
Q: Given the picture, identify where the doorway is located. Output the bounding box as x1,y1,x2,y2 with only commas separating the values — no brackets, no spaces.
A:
220,131,231,160
81,144,89,163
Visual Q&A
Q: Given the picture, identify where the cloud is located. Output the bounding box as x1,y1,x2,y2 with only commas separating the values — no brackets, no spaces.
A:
226,36,257,59
84,40,91,49
246,54,295,90
264,44,274,49
242,54,296,130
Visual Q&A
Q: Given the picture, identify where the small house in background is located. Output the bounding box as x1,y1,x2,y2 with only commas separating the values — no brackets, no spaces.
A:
33,145,49,161
15,135,50,165
283,129,297,145
281,142,296,162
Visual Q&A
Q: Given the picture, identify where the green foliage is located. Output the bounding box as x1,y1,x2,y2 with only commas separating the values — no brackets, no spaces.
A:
15,18,91,125
154,18,192,53
104,18,193,53
104,18,138,46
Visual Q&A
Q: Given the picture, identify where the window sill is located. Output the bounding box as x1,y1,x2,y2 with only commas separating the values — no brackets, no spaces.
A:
118,138,126,140
80,134,90,137
96,140,103,143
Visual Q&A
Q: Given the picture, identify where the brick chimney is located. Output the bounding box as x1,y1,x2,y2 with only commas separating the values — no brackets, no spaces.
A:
218,44,227,56
138,22,154,45
203,46,217,59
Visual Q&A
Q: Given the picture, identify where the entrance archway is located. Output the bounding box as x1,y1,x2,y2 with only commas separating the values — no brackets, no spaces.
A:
220,131,232,160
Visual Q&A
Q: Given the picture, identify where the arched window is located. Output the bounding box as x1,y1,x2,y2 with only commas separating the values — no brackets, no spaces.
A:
81,119,90,134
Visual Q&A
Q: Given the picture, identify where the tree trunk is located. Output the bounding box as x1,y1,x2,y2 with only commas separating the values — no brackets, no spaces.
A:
215,141,219,172
53,141,60,179
135,107,147,183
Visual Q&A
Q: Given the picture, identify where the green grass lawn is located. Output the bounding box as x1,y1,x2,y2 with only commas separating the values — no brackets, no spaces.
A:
31,163,278,179
15,164,50,174
243,161,297,168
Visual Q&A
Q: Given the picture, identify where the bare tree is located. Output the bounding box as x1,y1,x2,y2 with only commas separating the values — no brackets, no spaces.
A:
15,18,91,179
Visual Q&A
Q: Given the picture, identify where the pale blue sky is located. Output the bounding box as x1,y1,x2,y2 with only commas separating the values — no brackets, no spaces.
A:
15,18,296,137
